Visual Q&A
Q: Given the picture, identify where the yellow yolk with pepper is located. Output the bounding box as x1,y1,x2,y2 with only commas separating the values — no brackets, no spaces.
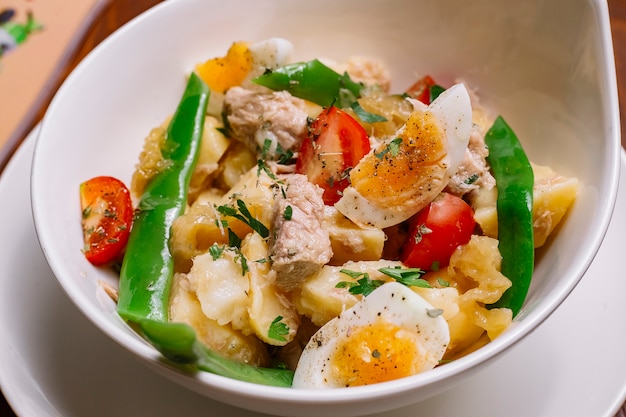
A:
349,110,447,207
330,320,425,387
195,38,294,95
335,83,472,229
195,41,252,93
292,282,450,389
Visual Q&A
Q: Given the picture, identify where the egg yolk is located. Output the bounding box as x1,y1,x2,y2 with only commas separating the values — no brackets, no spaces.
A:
349,110,447,206
195,41,252,94
330,319,425,387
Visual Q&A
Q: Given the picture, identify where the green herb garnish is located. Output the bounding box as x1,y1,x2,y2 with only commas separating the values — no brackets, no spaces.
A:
208,243,225,261
283,205,293,220
437,277,450,287
350,101,387,123
336,270,385,296
227,228,242,248
375,137,402,160
378,266,431,288
217,199,269,238
234,248,249,275
268,316,290,342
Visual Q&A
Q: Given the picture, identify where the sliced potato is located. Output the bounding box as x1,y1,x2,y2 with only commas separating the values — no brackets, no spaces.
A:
295,260,402,327
430,235,512,358
323,206,386,265
244,233,299,346
532,163,579,247
171,167,277,269
188,116,232,202
169,272,270,366
213,141,257,192
185,248,252,335
469,163,578,248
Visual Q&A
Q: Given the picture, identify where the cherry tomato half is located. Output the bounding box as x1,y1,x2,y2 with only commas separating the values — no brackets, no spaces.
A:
80,176,133,265
405,75,437,105
295,106,371,205
401,192,476,270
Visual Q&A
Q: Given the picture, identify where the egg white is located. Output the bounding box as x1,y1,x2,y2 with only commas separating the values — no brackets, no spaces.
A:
426,83,473,178
292,282,450,388
248,37,293,74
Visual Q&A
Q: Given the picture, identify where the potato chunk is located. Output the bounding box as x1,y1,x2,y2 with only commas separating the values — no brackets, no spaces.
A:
169,272,270,366
323,206,386,265
171,167,277,270
185,248,252,335
426,235,512,359
295,260,402,327
532,164,579,247
244,233,299,346
188,116,231,202
470,163,578,248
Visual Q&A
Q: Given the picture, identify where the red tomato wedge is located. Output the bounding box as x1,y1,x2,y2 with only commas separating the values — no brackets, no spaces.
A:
405,75,437,105
295,106,371,205
80,176,134,265
401,192,475,270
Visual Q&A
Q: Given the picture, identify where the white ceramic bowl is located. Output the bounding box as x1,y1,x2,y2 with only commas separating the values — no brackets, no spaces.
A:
31,0,620,416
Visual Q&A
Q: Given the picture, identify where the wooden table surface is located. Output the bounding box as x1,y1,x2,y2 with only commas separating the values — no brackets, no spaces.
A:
1,0,625,416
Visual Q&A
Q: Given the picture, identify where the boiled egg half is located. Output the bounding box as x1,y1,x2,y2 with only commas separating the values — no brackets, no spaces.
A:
335,83,472,229
292,282,450,388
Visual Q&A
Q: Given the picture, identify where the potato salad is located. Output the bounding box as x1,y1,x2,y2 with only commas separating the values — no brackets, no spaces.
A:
79,38,579,388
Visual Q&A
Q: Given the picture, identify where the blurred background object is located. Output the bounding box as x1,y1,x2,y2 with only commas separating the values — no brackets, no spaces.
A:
0,0,163,170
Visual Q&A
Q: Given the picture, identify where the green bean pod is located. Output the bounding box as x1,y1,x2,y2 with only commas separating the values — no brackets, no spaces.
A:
140,320,294,387
252,58,363,107
117,73,210,323
485,116,534,317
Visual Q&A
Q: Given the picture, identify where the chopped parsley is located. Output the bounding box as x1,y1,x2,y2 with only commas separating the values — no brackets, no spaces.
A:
270,181,288,200
437,277,450,287
375,137,402,160
227,228,242,248
234,247,249,275
268,316,290,342
260,138,294,165
209,243,248,275
378,266,431,288
275,143,294,165
336,270,385,296
261,138,273,159
429,84,446,102
214,218,229,229
257,159,278,180
350,101,387,123
283,205,293,220
217,199,269,238
208,243,225,261
464,174,479,185
338,269,366,280
336,266,433,295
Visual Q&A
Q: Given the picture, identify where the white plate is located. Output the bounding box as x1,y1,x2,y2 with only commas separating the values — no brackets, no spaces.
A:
1,125,625,417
